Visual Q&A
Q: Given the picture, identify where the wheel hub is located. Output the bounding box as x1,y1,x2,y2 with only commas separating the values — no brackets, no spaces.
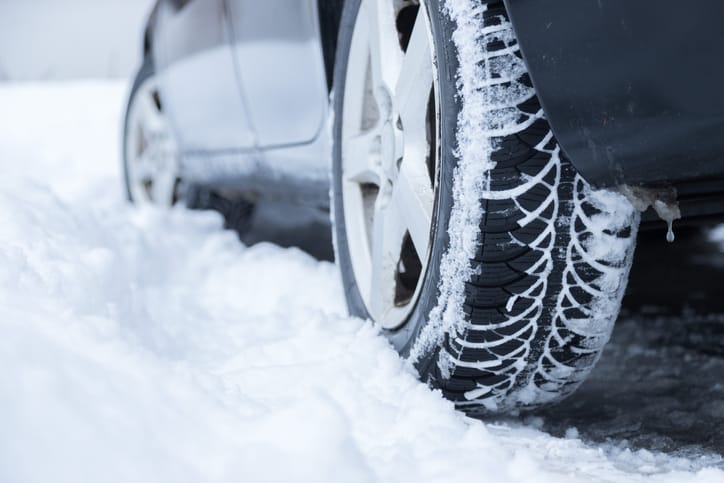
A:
380,119,403,182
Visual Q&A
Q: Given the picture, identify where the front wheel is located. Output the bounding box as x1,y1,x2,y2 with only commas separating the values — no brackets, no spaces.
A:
331,0,640,413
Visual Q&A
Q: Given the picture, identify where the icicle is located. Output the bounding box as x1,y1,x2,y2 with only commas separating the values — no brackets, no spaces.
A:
653,199,680,243
620,186,681,244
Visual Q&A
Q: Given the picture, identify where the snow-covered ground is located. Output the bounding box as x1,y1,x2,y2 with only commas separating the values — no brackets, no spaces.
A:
0,81,722,483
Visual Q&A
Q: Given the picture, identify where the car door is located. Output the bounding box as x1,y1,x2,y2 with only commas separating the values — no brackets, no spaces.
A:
151,0,256,152
224,0,328,149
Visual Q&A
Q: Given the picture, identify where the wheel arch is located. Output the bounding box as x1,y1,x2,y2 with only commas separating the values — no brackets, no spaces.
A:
503,0,724,190
141,1,164,59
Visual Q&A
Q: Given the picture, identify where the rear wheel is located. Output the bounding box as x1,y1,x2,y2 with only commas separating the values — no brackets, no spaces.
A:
332,0,640,413
123,59,181,206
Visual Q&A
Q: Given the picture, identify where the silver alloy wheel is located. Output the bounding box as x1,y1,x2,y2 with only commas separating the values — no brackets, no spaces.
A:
341,0,440,330
125,76,180,206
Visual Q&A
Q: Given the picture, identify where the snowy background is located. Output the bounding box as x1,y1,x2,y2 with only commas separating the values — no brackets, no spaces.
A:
0,0,153,81
0,2,723,482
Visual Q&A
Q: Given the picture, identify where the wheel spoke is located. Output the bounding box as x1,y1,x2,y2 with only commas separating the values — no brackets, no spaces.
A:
394,157,434,258
360,0,402,94
392,8,435,258
344,21,376,136
395,8,433,143
368,188,406,320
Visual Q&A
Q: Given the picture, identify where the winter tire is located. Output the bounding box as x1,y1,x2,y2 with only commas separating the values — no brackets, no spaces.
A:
123,58,181,206
332,0,639,413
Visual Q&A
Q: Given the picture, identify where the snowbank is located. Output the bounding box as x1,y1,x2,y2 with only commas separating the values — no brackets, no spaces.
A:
0,82,721,483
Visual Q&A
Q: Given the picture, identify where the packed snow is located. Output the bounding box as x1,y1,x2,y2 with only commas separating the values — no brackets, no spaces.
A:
0,81,722,483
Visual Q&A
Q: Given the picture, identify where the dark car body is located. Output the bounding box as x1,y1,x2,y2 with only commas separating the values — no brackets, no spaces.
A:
506,0,724,223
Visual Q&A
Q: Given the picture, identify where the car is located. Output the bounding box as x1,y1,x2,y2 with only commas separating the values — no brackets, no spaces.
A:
123,0,724,414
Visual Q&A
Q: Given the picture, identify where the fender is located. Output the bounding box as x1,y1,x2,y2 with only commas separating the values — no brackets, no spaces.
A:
503,0,724,192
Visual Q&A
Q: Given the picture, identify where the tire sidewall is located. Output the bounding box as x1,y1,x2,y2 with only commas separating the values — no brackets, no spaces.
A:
332,0,461,360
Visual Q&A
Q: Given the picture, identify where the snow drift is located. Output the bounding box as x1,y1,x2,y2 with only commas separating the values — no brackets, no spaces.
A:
0,82,721,483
